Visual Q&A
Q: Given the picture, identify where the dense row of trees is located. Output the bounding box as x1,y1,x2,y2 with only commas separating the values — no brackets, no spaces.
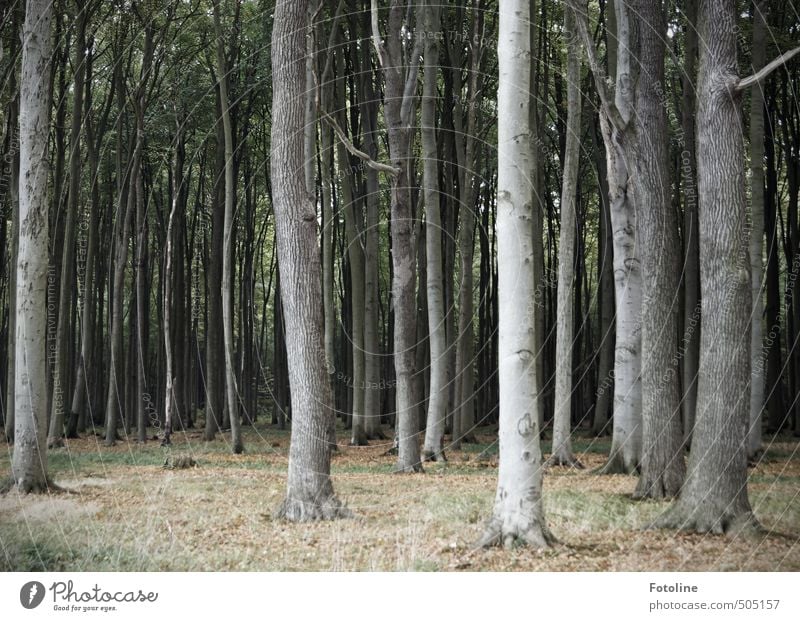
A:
2,0,799,544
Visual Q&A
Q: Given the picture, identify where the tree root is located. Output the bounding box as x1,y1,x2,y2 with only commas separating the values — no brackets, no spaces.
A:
394,461,424,473
632,471,682,500
649,503,762,536
593,452,639,475
421,449,447,463
0,477,65,495
275,493,352,522
545,453,584,469
475,518,556,550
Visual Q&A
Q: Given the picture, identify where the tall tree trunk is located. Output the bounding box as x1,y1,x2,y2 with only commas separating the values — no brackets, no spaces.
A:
162,115,184,446
592,112,614,436
630,0,685,500
104,109,137,446
574,0,643,474
4,97,19,443
372,0,423,472
272,0,347,521
478,0,552,549
548,8,582,468
359,43,385,440
764,123,785,433
213,0,243,454
68,40,107,438
656,0,757,534
11,0,55,491
204,118,225,441
336,49,367,446
134,106,149,444
680,0,701,446
747,0,767,458
452,0,482,449
421,1,446,462
48,0,87,448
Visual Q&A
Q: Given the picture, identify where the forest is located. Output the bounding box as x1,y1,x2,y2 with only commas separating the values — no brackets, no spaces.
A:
0,0,799,572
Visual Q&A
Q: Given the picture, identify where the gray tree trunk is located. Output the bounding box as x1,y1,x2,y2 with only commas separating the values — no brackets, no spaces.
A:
359,50,385,441
203,119,225,441
11,0,55,491
452,2,482,449
747,1,767,459
104,124,137,446
372,0,424,472
68,57,104,438
592,111,614,437
48,0,87,448
162,116,184,446
680,0,701,447
4,104,19,443
336,50,367,447
656,0,756,534
421,2,447,462
214,0,243,453
549,8,583,468
629,0,685,499
272,0,347,521
478,0,552,549
574,0,643,474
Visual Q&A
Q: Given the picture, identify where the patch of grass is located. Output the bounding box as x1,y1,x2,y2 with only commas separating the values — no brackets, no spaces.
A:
1,425,798,571
545,489,665,532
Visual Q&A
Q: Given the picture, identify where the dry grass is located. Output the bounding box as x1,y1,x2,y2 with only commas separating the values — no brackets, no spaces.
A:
1,422,798,571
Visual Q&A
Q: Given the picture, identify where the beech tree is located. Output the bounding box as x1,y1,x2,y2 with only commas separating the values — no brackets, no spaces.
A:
478,0,552,549
627,0,684,500
572,0,643,475
271,0,347,520
371,0,424,473
421,1,447,462
656,0,800,533
548,7,582,469
10,0,55,492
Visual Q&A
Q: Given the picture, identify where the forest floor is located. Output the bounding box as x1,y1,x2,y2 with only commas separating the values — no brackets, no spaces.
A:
1,421,799,571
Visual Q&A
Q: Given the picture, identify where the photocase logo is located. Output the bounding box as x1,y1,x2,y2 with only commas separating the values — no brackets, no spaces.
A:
20,581,46,609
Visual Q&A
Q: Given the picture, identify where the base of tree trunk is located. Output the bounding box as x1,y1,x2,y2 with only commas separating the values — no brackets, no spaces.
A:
421,449,447,462
747,452,763,467
47,437,65,450
545,452,584,469
276,492,351,522
232,441,244,454
594,451,639,475
1,477,63,495
393,461,424,473
349,432,368,447
475,516,555,549
460,431,478,444
651,502,760,536
633,471,682,500
365,429,387,440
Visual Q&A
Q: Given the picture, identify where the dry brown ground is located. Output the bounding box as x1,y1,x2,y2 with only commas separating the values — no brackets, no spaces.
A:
1,425,798,571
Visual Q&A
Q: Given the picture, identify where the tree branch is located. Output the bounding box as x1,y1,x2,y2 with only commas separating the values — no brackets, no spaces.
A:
567,0,626,132
400,6,424,127
319,107,400,178
736,46,800,92
370,0,386,67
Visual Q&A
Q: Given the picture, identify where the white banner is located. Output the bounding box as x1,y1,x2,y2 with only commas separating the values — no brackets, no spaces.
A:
1,572,796,620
